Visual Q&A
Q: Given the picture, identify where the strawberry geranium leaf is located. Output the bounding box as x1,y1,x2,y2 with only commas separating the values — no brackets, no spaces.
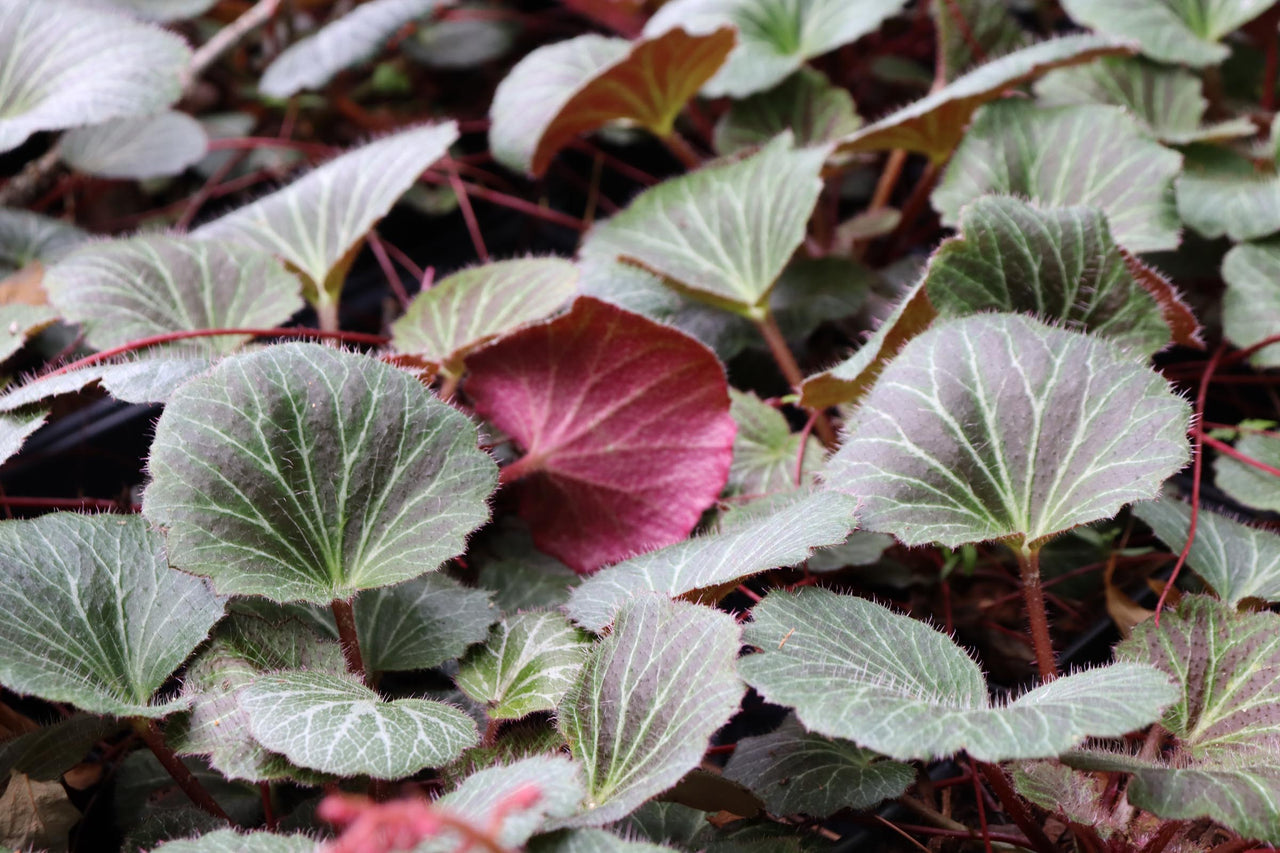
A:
0,513,225,717
740,587,1177,762
1215,429,1280,513
725,389,825,496
1061,0,1274,67
429,756,586,849
455,611,591,721
151,830,317,853
58,111,209,180
714,68,861,156
1222,239,1280,368
465,297,734,574
143,342,497,603
826,313,1191,549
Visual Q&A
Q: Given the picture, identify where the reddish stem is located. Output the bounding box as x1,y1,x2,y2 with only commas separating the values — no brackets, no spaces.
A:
1017,545,1058,680
419,172,586,232
133,718,231,823
446,165,490,262
331,598,370,688
366,232,412,311
1203,434,1280,477
976,763,1058,853
968,758,993,853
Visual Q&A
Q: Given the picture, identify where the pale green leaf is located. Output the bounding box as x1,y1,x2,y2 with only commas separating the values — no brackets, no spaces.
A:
0,210,84,276
1061,0,1274,67
151,830,318,853
260,0,444,98
59,112,208,179
529,829,679,853
240,671,477,779
391,258,577,374
0,356,212,411
0,0,191,153
933,101,1182,253
1221,239,1280,367
404,17,516,69
44,234,303,354
725,390,824,496
0,513,225,717
714,69,861,155
644,0,909,98
192,123,457,308
1215,431,1280,513
1177,158,1280,242
837,34,1134,163
722,715,912,816
559,596,744,825
0,306,58,365
826,314,1190,548
740,587,1177,761
0,715,121,782
1012,761,1127,839
455,612,591,721
581,134,825,316
0,408,47,467
84,0,218,22
933,0,1025,79
429,756,585,849
566,489,858,632
1034,56,1255,145
142,343,497,603
1133,497,1280,606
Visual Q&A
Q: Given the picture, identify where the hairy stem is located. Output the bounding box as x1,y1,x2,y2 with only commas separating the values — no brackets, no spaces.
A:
976,763,1058,853
331,598,369,687
1017,544,1057,681
754,312,838,449
133,718,231,822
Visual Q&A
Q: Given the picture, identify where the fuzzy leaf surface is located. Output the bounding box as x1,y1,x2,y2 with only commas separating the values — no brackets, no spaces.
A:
1215,431,1280,513
429,756,586,849
466,297,734,573
0,0,190,153
582,135,825,315
566,489,858,632
837,34,1133,162
644,0,909,97
714,68,860,155
725,390,825,496
559,596,744,825
0,408,48,467
528,829,678,853
58,111,208,179
722,715,912,816
489,28,734,176
1178,162,1280,242
0,513,224,717
0,210,84,277
143,342,496,603
391,258,577,373
259,0,445,98
0,715,121,782
933,101,1182,253
1134,498,1280,606
193,123,457,307
740,588,1177,761
933,0,1025,79
151,830,318,852
826,314,1190,548
1061,0,1273,66
241,671,477,779
455,612,591,720
1221,239,1280,367
1124,766,1280,843
44,234,303,354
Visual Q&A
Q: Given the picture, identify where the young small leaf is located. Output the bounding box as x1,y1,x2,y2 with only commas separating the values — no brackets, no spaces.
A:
740,588,1177,761
58,112,209,180
566,489,858,632
725,390,825,496
933,101,1183,253
714,69,861,155
489,28,735,177
465,297,734,573
143,342,497,603
0,513,225,717
1221,239,1280,368
240,671,477,779
455,612,591,721
559,596,744,825
1061,0,1274,67
1215,431,1280,513
826,314,1190,548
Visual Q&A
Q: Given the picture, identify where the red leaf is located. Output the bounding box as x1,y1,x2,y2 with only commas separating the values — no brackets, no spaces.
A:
466,297,735,573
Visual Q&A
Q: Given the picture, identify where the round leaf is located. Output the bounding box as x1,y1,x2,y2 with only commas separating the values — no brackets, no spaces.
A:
455,612,591,721
143,342,497,603
1061,0,1274,67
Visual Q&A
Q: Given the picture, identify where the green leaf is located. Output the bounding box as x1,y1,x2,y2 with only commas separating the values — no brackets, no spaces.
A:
1133,497,1280,606
826,313,1190,548
0,715,122,782
240,671,478,779
58,112,208,179
933,0,1026,80
91,0,218,22
1215,431,1280,513
1177,156,1280,242
391,258,578,375
0,408,48,468
0,0,191,153
115,752,259,830
714,69,861,156
566,489,858,632
770,256,873,341
722,714,912,816
1012,761,1127,839
192,123,457,309
837,34,1134,163
475,526,582,614
529,829,679,853
259,0,444,98
430,756,586,849
644,0,910,98
143,342,497,603
725,390,824,496
455,612,591,721
559,596,744,825
582,134,826,317
0,305,58,365
919,196,1178,356
150,830,317,853
0,513,225,717
740,587,1177,761
0,210,84,277
44,234,303,355
1034,56,1256,145
0,355,213,412
403,17,516,69
933,101,1183,253
1061,0,1274,67
1222,239,1280,367
489,28,735,177
1125,766,1280,844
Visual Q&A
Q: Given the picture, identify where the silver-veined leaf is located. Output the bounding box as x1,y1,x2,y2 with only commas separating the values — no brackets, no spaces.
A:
725,390,825,496
427,756,586,850
826,313,1190,548
714,68,861,155
455,612,591,721
0,354,212,412
740,587,1177,761
933,0,1025,79
559,596,744,825
0,513,224,717
0,209,85,277
151,829,318,852
529,829,679,853
1061,0,1274,67
1177,155,1280,242
44,234,303,354
1221,239,1280,368
1215,430,1280,513
142,342,497,603
59,111,208,179
240,671,477,779
0,0,191,153
0,408,48,467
